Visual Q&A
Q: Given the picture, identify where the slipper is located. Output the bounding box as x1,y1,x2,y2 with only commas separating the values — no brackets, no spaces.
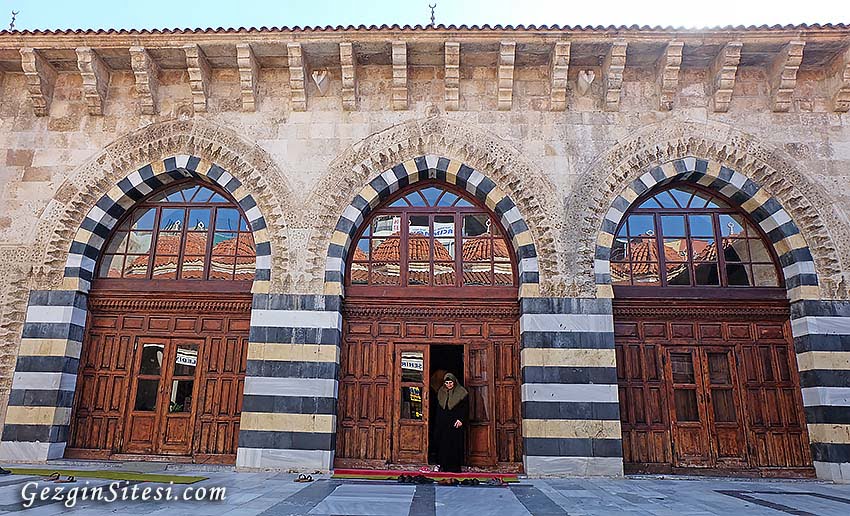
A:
42,472,60,482
54,476,75,484
294,474,313,483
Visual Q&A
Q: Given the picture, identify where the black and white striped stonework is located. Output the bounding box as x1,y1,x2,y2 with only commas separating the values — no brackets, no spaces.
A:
236,294,342,470
792,300,850,481
520,297,623,475
0,290,86,461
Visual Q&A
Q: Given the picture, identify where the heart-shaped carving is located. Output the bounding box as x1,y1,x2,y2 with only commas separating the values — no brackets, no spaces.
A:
577,70,595,96
312,70,330,96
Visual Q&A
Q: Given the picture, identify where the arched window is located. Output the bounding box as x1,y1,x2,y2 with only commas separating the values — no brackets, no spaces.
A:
97,182,255,281
346,183,516,288
611,184,781,289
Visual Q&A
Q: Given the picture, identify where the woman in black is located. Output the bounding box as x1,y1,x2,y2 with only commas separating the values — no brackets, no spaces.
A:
432,372,468,472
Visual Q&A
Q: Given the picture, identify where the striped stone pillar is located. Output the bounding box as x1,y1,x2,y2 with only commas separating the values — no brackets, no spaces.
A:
792,300,850,481
520,297,623,475
236,294,341,470
0,290,86,461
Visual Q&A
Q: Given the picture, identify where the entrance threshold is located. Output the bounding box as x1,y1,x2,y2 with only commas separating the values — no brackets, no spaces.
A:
332,468,519,482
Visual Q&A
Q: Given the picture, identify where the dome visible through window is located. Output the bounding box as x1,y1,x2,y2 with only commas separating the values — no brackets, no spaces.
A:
97,183,256,281
611,185,780,288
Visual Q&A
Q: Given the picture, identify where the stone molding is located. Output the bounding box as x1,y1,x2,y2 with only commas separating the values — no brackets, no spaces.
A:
563,120,849,300
710,42,743,112
302,116,560,296
769,41,805,112
236,43,259,112
19,47,56,117
128,46,160,115
183,44,211,113
549,41,570,111
656,41,683,111
30,119,294,293
339,42,357,111
602,41,627,112
75,47,110,116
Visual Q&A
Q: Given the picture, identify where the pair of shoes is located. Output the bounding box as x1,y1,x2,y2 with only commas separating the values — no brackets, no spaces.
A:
438,478,460,486
460,478,480,486
295,474,313,483
414,476,434,484
485,477,506,487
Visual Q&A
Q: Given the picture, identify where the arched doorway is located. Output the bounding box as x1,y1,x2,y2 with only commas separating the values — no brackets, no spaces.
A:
612,183,814,476
66,181,256,463
335,181,523,471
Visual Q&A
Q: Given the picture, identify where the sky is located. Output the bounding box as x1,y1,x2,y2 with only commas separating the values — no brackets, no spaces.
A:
1,0,848,31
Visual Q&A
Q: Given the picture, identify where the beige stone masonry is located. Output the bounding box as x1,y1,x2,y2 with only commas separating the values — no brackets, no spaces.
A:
391,41,408,110
128,46,160,115
710,41,743,112
550,41,570,111
498,41,516,111
602,41,627,111
183,44,211,113
769,41,805,112
829,46,850,112
19,47,56,117
237,43,259,112
287,42,307,111
444,41,460,111
656,41,683,111
339,42,357,111
75,47,110,116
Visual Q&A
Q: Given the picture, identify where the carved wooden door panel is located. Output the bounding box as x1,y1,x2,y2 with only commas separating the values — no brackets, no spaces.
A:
392,343,430,464
465,341,496,466
158,338,203,455
68,314,133,455
492,322,522,464
701,347,747,468
123,336,168,454
666,347,712,467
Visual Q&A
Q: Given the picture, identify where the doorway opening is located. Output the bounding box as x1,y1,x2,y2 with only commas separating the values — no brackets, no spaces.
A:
428,345,464,465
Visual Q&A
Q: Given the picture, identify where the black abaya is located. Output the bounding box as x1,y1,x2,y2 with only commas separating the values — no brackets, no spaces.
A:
432,395,468,472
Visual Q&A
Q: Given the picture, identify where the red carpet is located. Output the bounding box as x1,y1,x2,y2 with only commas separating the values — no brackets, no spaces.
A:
332,468,519,482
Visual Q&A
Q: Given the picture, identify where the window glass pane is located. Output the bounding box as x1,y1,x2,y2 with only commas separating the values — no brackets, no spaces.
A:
156,231,181,255
630,238,658,262
631,263,660,285
655,191,678,208
748,239,772,263
174,344,199,376
494,263,513,285
373,215,400,236
139,343,164,375
671,352,695,383
160,208,185,230
611,263,631,285
409,215,429,236
726,263,751,286
438,191,458,206
616,222,627,237
719,214,746,237
407,234,430,261
660,215,686,237
234,256,255,280
463,239,490,261
237,232,255,254
105,232,129,254
670,188,693,208
722,238,749,262
752,264,779,287
215,208,240,231
389,197,409,207
493,239,511,262
637,197,662,209
707,353,731,384
690,190,712,208
400,386,423,419
694,262,719,285
688,214,714,237
209,192,229,203
180,186,200,201
435,238,454,260
463,214,490,237
193,186,215,202
188,209,210,231
123,255,149,278
181,255,206,279
421,187,443,206
212,232,238,254
463,263,491,285
666,262,690,285
354,239,369,261
134,379,160,411
126,231,152,254
433,262,456,286
371,262,400,285
408,262,429,285
627,215,655,237
705,196,728,208
406,192,427,207
691,238,716,261
433,215,454,237
169,380,194,413
209,255,234,280
455,197,473,207
132,208,156,230
401,351,424,382
372,237,399,262
166,189,186,202
99,255,124,278
350,262,368,284
664,238,688,261
184,232,208,256
151,256,178,279
239,217,250,231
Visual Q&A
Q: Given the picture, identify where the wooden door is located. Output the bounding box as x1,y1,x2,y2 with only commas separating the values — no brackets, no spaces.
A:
123,336,168,454
393,344,430,464
666,347,712,467
159,338,202,455
702,347,747,468
465,341,496,466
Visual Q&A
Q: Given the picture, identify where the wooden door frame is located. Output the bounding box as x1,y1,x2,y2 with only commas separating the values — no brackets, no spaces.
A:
664,346,713,468
699,345,749,469
157,337,204,455
122,336,168,454
391,342,431,464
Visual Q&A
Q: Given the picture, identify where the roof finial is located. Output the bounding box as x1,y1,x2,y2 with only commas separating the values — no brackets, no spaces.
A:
9,10,19,30
429,4,436,27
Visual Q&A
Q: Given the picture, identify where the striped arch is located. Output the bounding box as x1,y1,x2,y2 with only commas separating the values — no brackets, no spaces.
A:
594,156,819,301
62,154,272,294
324,154,540,298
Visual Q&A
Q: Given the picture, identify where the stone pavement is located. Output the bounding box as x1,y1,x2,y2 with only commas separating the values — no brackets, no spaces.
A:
0,463,849,515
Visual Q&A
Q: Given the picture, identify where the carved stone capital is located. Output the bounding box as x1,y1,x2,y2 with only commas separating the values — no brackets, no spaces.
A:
236,43,259,112
828,46,850,113
129,46,160,115
391,41,408,110
76,47,111,116
602,40,627,112
769,41,805,112
444,41,460,111
498,41,516,111
287,42,307,111
339,42,357,111
656,41,683,111
183,44,211,113
550,41,570,111
20,48,57,117
710,41,742,112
